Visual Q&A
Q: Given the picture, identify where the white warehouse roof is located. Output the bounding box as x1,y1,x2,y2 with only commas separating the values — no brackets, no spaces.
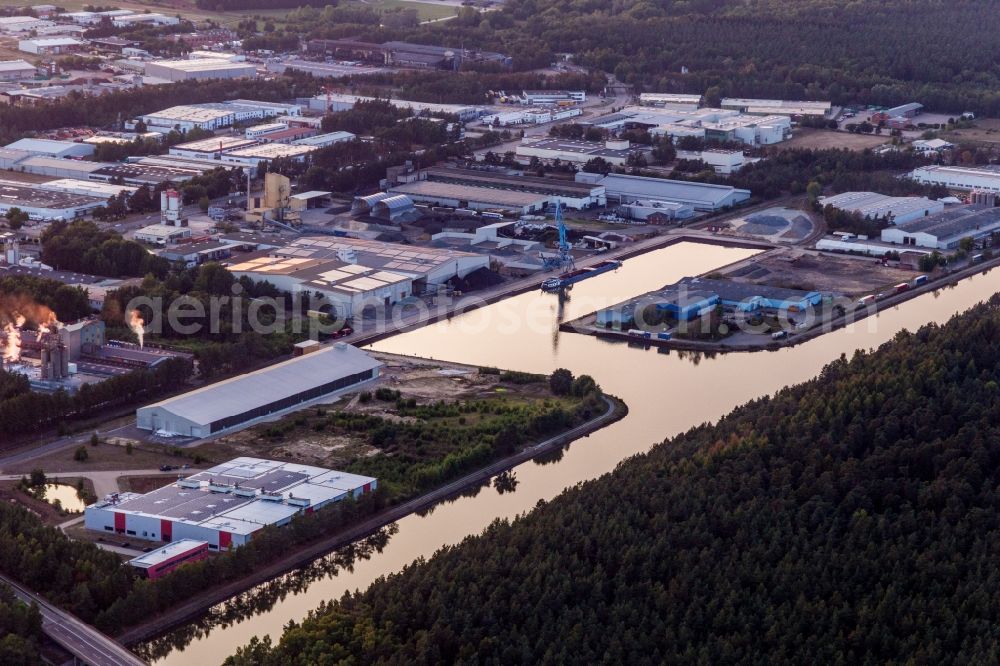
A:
138,344,381,429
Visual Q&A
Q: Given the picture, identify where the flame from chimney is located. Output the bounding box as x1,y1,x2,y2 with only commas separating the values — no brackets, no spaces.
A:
129,309,145,349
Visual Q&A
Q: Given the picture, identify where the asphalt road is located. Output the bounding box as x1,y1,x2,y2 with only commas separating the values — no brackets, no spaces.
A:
0,423,134,475
0,574,146,666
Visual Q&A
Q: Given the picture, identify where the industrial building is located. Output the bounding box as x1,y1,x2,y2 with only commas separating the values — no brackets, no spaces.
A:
293,131,356,148
351,192,418,222
908,165,1000,193
254,127,317,144
616,199,695,223
128,539,208,579
228,254,413,317
577,172,751,210
818,192,945,226
597,277,822,328
387,181,549,215
637,93,702,108
702,114,790,145
112,12,180,27
402,166,606,209
144,59,257,82
139,100,297,132
912,138,954,154
218,143,317,174
0,16,54,33
169,135,260,160
244,122,287,140
307,38,510,70
4,138,95,158
519,90,586,105
720,98,831,117
135,224,193,245
516,138,648,167
266,59,387,78
881,205,1000,250
18,37,85,55
37,178,136,199
309,93,483,122
138,105,236,131
137,344,381,438
0,59,38,81
90,160,214,186
85,457,378,550
676,149,747,175
0,179,106,219
582,106,792,147
272,236,490,290
481,107,581,127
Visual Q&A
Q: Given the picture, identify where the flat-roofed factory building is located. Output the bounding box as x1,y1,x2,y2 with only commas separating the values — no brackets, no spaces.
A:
818,191,944,226
144,58,256,82
391,166,606,210
272,236,490,290
228,254,413,318
136,343,381,438
577,172,750,210
86,457,377,550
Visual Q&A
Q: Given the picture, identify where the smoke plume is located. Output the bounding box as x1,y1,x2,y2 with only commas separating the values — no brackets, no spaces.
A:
129,310,145,349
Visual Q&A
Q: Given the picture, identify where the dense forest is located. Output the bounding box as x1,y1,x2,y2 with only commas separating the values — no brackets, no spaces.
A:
0,357,191,438
245,0,1000,114
229,295,1000,664
0,583,43,666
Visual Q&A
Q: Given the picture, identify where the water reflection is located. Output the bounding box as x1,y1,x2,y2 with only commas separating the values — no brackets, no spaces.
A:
43,483,86,512
135,526,397,662
148,244,1000,665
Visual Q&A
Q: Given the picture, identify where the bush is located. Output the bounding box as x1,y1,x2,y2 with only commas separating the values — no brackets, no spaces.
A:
73,446,88,462
374,388,401,402
500,370,546,384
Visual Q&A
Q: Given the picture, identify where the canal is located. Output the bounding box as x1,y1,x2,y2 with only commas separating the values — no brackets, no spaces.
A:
150,242,1000,664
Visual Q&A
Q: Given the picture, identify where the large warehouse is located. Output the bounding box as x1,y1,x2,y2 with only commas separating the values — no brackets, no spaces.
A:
578,172,751,210
273,236,490,289
388,180,550,215
516,138,648,166
144,58,257,81
85,457,377,550
137,344,381,437
0,179,107,219
908,165,1000,192
720,98,831,117
818,191,944,225
881,205,1000,249
5,138,95,158
227,254,413,318
309,92,483,122
406,166,606,209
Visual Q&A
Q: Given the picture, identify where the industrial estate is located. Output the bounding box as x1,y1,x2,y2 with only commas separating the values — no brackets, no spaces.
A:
0,0,999,664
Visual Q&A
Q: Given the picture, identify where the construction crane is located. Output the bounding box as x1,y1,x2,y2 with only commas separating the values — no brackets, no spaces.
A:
541,201,574,271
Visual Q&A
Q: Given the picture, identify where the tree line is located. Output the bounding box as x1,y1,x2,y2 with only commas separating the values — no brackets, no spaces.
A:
0,357,192,438
225,294,1000,665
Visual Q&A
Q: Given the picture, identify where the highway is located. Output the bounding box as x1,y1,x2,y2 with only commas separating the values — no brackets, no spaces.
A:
0,574,147,666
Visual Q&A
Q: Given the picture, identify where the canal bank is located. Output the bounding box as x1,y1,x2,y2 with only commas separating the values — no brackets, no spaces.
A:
146,242,1000,665
561,252,1000,353
119,390,625,651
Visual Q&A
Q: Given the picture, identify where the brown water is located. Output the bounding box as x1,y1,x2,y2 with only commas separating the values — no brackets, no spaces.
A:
43,483,86,513
151,243,1000,664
